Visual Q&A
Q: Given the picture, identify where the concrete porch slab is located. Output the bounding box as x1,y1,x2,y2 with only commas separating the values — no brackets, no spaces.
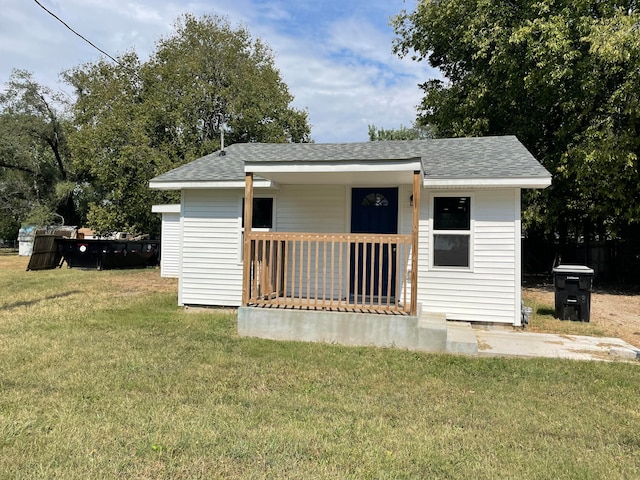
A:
239,306,447,353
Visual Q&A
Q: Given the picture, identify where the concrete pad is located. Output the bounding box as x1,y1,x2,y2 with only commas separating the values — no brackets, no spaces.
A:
608,347,640,361
235,306,638,361
474,327,640,361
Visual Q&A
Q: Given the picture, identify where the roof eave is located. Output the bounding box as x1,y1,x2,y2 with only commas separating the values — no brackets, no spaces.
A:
151,204,180,213
423,176,552,189
244,158,423,174
148,179,277,190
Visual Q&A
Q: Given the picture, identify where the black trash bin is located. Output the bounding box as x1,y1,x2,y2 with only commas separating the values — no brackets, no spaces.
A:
552,265,594,321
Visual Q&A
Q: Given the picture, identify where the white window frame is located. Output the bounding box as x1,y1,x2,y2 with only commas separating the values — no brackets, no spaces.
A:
238,194,276,264
429,192,474,271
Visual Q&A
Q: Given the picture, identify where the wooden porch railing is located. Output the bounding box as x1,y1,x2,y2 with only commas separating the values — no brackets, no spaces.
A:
245,232,413,314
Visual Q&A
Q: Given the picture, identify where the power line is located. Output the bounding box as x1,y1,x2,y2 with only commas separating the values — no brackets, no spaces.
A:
33,0,122,66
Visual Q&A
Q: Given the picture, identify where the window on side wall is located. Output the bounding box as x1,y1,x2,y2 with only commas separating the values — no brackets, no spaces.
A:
433,196,471,268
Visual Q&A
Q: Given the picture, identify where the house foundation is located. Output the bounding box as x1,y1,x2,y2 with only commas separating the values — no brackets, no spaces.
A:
238,306,453,353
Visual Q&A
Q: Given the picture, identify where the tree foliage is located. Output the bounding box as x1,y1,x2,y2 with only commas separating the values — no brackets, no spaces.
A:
64,14,310,235
368,123,435,141
393,1,640,241
0,70,81,238
63,52,163,236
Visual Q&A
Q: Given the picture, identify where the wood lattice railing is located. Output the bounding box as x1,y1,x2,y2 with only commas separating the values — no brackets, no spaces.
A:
245,232,413,314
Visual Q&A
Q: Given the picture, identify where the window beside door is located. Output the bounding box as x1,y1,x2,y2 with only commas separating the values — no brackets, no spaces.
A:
241,197,274,229
239,197,274,263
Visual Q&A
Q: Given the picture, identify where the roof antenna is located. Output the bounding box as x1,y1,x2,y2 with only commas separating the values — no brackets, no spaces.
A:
219,114,226,156
218,113,227,157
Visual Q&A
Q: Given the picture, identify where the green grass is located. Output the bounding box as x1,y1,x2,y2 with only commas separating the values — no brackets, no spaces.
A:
1,255,639,479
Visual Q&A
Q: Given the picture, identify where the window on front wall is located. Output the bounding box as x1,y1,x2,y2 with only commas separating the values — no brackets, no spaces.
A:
433,196,471,268
239,197,274,263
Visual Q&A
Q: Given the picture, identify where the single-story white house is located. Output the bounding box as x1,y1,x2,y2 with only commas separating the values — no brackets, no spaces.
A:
150,136,551,352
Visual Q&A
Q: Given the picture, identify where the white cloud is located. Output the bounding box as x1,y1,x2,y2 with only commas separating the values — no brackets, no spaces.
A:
255,6,434,142
326,16,390,60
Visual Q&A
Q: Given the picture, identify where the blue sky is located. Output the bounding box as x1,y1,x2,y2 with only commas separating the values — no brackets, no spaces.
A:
0,0,438,143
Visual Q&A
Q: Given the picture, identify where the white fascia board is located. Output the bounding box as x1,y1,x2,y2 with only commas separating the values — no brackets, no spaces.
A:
245,159,422,174
423,176,552,189
149,180,277,190
151,204,180,213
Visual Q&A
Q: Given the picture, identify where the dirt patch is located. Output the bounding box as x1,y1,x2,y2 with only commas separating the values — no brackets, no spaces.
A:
105,269,178,294
524,286,640,348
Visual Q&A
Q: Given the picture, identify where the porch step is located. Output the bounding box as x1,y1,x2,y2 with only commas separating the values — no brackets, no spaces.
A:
416,312,448,352
446,322,479,355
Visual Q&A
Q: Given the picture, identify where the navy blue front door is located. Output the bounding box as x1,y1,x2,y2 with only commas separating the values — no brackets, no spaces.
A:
350,188,398,300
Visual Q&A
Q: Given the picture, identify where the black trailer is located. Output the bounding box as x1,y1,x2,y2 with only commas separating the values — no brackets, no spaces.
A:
56,238,159,270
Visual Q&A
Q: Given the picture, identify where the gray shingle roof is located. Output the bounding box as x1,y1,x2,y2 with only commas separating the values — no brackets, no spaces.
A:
149,135,550,184
150,149,246,183
421,136,550,178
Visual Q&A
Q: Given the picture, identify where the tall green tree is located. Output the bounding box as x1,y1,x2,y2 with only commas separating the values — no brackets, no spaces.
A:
0,70,82,237
65,13,310,236
64,52,163,236
392,1,640,243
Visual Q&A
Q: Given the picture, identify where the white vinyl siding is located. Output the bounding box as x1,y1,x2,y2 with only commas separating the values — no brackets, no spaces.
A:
276,185,348,299
180,189,243,306
159,212,180,278
276,185,347,233
179,184,521,324
180,185,348,306
415,189,519,324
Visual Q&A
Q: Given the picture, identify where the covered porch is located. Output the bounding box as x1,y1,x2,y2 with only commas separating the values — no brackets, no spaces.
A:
241,158,423,317
244,231,413,314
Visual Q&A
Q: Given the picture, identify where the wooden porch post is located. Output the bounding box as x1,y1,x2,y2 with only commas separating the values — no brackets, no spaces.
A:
411,170,421,316
242,172,254,306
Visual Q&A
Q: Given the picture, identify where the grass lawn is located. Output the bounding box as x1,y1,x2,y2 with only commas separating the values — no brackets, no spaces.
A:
1,252,639,479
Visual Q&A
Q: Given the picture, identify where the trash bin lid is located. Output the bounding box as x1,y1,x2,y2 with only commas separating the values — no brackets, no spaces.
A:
552,264,594,275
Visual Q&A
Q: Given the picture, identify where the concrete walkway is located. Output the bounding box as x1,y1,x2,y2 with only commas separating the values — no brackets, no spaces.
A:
446,322,640,362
